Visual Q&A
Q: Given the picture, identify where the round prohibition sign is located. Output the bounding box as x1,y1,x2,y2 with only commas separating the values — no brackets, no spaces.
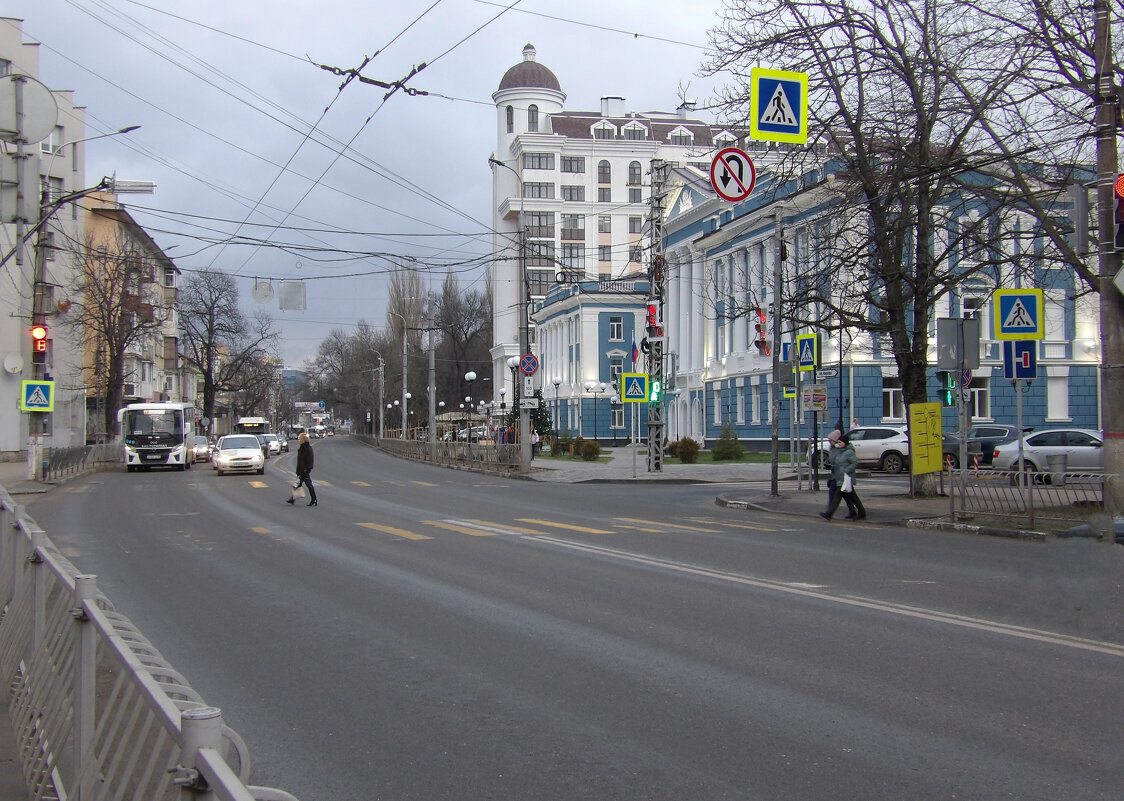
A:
710,147,757,202
520,353,539,375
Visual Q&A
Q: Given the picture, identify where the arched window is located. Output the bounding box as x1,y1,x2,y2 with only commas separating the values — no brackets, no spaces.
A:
628,161,642,186
506,105,514,133
528,104,539,132
598,160,611,184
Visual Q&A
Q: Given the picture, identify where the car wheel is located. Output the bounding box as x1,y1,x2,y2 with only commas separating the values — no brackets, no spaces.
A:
127,465,136,473
817,450,831,470
880,452,905,474
257,467,265,475
216,468,224,476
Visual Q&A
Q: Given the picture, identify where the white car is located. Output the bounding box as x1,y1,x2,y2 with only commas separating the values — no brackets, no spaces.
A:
260,433,282,456
212,435,266,476
816,426,911,473
991,428,1104,473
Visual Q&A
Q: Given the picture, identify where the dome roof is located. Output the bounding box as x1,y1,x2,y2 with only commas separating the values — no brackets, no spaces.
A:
498,44,561,92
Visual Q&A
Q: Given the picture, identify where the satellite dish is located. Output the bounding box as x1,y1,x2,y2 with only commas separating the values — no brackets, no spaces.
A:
251,279,274,303
0,75,59,143
3,353,24,375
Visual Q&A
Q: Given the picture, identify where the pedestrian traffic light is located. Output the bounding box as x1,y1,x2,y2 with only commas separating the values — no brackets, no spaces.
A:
650,378,662,403
753,308,770,355
1115,174,1124,250
646,303,663,339
936,370,956,406
31,324,48,365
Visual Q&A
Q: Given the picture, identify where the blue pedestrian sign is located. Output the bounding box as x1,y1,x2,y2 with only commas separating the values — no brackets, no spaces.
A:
993,288,1044,340
621,373,649,403
20,380,54,412
796,333,819,371
750,68,808,144
1003,340,1038,380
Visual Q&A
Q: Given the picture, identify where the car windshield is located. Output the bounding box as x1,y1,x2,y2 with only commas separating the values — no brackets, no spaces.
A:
193,436,208,446
221,436,261,450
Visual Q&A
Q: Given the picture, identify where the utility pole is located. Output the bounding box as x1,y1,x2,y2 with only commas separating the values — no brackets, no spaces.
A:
770,212,784,496
1095,0,1124,522
647,160,668,472
427,291,437,460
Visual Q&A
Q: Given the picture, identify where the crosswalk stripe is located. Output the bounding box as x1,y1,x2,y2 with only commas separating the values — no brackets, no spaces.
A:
515,518,614,534
685,517,777,532
356,522,432,541
613,524,665,533
412,481,439,487
251,527,270,534
464,518,550,536
423,520,495,537
351,481,372,487
249,481,268,488
614,517,720,533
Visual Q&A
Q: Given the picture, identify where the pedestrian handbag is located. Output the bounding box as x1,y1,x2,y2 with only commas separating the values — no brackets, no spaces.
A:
841,474,853,493
290,482,306,501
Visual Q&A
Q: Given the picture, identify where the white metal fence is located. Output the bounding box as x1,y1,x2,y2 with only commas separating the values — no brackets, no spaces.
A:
0,487,301,801
949,467,1106,529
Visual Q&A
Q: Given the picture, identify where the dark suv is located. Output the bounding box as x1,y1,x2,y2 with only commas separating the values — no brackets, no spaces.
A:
943,423,1024,468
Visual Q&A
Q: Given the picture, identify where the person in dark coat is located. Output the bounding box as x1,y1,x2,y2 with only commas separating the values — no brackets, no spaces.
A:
820,430,865,520
288,432,317,506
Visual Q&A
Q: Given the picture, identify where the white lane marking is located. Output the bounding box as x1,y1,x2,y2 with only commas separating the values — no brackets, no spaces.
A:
527,536,1124,658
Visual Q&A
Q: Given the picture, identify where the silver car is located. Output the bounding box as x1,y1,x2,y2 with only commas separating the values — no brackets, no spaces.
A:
991,428,1104,473
212,435,266,476
816,425,910,473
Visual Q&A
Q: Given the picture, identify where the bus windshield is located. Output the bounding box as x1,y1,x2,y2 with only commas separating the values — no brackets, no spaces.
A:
123,408,184,445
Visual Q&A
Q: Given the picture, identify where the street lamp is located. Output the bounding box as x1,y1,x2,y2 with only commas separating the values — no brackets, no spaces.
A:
552,376,562,435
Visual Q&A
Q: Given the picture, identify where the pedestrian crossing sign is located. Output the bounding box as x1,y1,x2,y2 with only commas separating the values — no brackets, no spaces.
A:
796,333,819,371
20,380,54,412
621,373,649,403
750,68,808,144
993,289,1044,340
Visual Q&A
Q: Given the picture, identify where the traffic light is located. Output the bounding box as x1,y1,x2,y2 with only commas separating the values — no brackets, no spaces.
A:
646,303,663,339
936,370,956,406
650,378,662,403
31,324,48,365
1115,173,1124,250
753,308,770,356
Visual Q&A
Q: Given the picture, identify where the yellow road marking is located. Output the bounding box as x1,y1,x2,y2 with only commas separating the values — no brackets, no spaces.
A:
357,522,432,541
251,527,270,534
685,517,777,532
423,520,495,537
516,518,614,534
351,481,372,487
249,481,268,488
614,517,720,532
412,481,439,487
613,524,664,533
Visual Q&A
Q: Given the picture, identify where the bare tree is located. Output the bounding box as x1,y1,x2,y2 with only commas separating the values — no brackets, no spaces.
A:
434,271,492,404
68,233,171,434
179,268,277,433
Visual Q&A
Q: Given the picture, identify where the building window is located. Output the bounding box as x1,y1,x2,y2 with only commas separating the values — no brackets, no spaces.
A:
526,270,552,296
629,187,642,203
506,105,513,133
609,316,623,341
598,215,611,233
523,152,554,170
43,231,55,261
623,125,647,141
882,377,905,420
751,382,761,424
163,268,176,287
528,104,539,132
629,245,643,263
593,123,615,140
628,161,642,186
670,131,692,146
968,378,990,419
526,241,556,267
598,160,611,184
561,244,585,271
713,387,722,425
736,385,746,425
627,216,641,235
561,185,585,201
1047,373,1070,421
561,214,585,240
598,245,612,262
523,182,554,199
715,135,735,149
40,126,63,154
598,187,612,202
525,212,555,237
561,156,585,173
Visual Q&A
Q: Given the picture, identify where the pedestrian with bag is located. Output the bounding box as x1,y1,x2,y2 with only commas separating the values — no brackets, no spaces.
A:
286,432,318,507
820,430,865,521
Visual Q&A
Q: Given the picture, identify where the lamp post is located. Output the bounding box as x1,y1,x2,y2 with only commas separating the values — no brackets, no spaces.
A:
552,376,562,435
491,157,531,475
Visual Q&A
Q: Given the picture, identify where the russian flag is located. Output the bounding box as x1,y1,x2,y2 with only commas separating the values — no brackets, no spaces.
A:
631,340,640,366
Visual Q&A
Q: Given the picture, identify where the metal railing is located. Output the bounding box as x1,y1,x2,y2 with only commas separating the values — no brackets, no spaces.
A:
362,435,522,475
0,487,300,801
42,442,116,482
949,467,1106,529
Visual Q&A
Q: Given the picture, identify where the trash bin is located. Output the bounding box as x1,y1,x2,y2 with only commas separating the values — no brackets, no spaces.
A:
1046,454,1067,485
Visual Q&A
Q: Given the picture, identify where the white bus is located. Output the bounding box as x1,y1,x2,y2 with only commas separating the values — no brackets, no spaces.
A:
233,416,270,435
119,402,199,472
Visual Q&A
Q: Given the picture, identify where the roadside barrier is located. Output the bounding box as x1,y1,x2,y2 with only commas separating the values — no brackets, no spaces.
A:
0,486,300,801
948,466,1105,529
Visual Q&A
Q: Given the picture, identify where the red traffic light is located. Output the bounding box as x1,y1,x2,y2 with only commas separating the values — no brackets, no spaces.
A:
1115,173,1124,199
31,324,47,341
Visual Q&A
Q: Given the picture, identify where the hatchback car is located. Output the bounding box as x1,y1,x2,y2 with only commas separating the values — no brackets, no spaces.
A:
992,428,1104,473
816,426,910,473
261,433,282,456
190,435,211,463
212,434,266,476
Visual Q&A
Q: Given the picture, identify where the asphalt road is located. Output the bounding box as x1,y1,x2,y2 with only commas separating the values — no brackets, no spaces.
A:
28,436,1124,801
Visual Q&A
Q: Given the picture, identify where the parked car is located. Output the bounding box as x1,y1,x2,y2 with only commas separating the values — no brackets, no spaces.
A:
261,433,282,456
992,428,1104,474
190,435,211,463
212,435,266,476
815,426,910,473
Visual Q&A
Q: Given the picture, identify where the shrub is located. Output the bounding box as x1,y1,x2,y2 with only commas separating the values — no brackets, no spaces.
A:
580,440,601,461
712,422,745,461
665,439,679,458
677,437,700,464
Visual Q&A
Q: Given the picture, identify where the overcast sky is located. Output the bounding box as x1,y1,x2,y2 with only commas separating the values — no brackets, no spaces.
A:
11,0,729,366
